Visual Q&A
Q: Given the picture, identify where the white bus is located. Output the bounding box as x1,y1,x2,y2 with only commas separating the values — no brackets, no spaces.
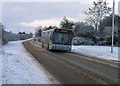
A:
41,28,73,51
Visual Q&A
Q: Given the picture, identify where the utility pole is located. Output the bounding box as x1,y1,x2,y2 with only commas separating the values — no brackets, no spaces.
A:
118,1,120,16
111,0,115,53
18,26,20,40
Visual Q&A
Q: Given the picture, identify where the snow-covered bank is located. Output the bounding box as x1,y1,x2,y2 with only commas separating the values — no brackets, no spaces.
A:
72,45,119,61
2,40,58,84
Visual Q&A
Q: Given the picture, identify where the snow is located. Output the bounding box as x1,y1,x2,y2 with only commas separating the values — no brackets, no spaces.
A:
1,40,119,84
72,45,119,61
1,40,58,84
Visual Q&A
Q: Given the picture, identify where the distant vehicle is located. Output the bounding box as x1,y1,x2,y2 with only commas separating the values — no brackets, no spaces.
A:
41,28,73,51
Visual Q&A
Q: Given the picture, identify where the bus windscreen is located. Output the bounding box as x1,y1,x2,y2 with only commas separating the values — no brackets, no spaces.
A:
52,31,73,45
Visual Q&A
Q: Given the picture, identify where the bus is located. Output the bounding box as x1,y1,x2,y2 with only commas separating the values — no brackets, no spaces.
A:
41,28,73,51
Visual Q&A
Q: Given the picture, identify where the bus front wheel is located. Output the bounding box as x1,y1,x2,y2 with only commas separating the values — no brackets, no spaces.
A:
47,44,49,50
42,43,44,48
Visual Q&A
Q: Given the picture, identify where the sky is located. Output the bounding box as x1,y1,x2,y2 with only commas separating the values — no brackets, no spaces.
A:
118,1,120,16
1,0,120,33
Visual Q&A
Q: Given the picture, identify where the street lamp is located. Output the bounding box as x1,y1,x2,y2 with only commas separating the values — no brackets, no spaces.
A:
111,0,115,53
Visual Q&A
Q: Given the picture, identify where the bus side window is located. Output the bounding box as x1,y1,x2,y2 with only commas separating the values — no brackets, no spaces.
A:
43,32,45,34
42,32,45,38
50,32,52,40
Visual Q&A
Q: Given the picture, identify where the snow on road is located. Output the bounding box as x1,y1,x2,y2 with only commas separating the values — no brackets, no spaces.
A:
72,45,119,61
1,40,58,84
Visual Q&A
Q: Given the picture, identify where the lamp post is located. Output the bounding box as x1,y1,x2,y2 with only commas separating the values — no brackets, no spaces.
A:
111,0,115,53
18,26,20,40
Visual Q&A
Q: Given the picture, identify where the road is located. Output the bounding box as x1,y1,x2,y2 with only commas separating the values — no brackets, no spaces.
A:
23,40,119,84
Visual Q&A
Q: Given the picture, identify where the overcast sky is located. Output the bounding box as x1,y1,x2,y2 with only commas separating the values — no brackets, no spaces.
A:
1,0,120,33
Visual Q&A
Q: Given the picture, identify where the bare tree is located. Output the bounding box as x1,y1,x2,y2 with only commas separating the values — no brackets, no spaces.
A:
85,0,111,35
35,26,42,37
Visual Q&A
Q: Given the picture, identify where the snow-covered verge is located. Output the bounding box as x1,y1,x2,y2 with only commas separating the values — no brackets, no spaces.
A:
72,45,119,61
1,40,58,84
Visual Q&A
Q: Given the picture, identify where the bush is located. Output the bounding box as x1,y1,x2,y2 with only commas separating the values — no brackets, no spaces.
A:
72,37,95,45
